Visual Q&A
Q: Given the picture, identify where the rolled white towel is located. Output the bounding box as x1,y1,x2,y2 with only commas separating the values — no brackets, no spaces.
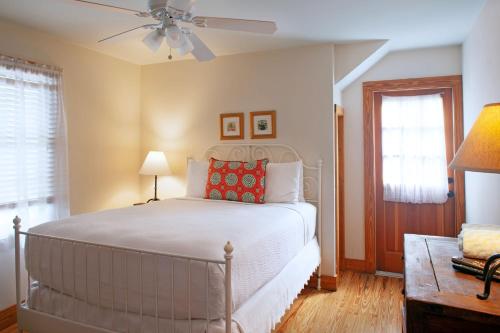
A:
458,224,500,251
462,229,500,260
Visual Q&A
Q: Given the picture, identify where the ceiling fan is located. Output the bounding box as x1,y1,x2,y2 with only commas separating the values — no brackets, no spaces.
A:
73,0,278,62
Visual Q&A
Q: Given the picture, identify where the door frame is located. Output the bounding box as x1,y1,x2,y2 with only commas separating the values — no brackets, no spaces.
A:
335,105,345,272
363,75,465,273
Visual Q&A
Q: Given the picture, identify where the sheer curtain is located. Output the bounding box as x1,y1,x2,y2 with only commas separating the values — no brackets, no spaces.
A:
0,54,69,251
381,93,449,204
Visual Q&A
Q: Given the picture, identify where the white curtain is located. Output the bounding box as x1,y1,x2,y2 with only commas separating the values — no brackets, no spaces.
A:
381,93,449,204
0,55,69,251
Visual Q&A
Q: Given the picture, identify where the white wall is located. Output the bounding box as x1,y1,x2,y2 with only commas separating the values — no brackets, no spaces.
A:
341,46,462,259
0,19,142,309
141,44,338,275
462,0,500,225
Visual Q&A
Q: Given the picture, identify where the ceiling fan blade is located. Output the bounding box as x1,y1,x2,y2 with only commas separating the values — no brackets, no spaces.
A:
188,33,215,62
72,0,147,16
98,24,156,43
192,17,277,34
168,0,196,13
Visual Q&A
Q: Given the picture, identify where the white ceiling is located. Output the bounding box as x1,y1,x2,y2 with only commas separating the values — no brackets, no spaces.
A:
0,0,486,65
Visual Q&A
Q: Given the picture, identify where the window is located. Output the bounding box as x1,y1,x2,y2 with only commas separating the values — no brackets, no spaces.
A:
0,55,69,250
381,93,449,204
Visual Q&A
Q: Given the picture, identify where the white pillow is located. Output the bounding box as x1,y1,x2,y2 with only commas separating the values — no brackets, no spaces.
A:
265,161,302,203
185,159,209,198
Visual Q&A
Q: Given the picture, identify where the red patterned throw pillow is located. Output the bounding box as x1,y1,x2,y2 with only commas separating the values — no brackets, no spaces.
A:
204,158,269,203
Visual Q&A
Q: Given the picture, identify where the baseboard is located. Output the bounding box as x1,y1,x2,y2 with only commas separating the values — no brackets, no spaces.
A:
0,305,16,330
375,270,403,279
343,258,369,273
307,273,337,291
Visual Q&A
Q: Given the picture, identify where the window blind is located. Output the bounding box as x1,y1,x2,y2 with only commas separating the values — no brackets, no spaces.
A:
0,55,69,249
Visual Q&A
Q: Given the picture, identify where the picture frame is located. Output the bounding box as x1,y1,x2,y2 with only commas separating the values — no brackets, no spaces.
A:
220,113,244,140
250,111,276,139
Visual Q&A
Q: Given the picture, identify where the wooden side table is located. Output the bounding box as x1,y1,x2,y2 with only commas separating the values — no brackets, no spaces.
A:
404,234,500,332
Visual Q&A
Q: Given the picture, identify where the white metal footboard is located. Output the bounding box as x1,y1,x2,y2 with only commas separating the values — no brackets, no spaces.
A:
13,216,234,333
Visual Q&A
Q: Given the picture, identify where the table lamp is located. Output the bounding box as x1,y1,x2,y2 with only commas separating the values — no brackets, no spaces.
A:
140,151,171,202
449,103,500,172
449,103,499,300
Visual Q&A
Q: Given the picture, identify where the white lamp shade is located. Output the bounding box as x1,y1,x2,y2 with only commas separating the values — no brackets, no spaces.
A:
140,151,171,176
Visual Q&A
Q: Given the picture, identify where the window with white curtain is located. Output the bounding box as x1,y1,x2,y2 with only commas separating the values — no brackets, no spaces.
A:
381,93,449,204
0,55,69,251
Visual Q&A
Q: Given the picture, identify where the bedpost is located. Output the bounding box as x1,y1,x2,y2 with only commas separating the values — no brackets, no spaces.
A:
317,159,323,291
13,216,22,312
224,241,233,333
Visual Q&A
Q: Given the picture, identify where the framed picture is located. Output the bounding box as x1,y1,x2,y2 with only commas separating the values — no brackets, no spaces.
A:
250,111,276,139
220,113,244,140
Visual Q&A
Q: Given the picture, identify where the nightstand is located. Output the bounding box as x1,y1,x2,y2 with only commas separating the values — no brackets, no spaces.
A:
404,234,500,332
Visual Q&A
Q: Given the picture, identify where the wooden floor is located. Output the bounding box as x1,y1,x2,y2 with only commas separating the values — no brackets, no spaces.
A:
2,271,403,333
0,326,17,333
274,271,403,333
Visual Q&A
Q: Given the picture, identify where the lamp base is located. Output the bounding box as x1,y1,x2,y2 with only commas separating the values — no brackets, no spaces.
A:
146,175,161,203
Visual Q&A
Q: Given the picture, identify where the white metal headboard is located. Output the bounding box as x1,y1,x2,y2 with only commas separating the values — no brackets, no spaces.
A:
202,143,323,204
201,143,324,288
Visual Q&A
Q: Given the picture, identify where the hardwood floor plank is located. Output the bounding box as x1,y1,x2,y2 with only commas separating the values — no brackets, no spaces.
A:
275,271,403,333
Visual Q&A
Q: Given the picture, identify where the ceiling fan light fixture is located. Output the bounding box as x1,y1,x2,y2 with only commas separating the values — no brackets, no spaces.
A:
177,36,194,56
166,25,185,48
143,29,164,52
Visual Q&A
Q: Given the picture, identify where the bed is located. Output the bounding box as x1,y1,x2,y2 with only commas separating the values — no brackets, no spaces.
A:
13,144,323,333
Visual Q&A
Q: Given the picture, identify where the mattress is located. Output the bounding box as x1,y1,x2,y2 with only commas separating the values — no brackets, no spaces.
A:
25,198,317,322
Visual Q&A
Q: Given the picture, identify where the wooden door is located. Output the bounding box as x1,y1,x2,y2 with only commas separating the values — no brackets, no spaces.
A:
374,88,457,273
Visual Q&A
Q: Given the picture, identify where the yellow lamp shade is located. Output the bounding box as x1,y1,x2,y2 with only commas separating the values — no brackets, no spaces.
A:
450,103,500,173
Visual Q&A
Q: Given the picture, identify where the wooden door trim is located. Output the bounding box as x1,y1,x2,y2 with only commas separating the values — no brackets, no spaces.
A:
363,75,465,273
343,258,367,272
308,273,337,291
335,105,345,271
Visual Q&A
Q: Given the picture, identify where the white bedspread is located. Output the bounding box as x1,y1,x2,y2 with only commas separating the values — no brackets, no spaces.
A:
25,198,316,322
